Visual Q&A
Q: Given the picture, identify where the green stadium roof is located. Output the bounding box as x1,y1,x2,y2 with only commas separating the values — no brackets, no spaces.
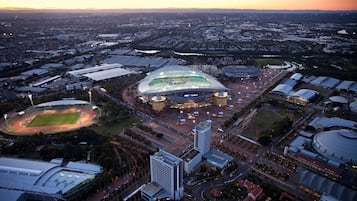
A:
138,65,227,96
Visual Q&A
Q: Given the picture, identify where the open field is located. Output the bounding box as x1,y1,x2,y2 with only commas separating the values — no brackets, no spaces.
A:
28,112,80,127
243,107,287,140
90,117,140,136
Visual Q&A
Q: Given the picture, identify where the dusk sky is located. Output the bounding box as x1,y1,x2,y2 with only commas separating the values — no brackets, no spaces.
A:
1,0,357,10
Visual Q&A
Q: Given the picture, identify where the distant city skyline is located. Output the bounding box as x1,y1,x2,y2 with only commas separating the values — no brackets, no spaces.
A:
0,0,356,10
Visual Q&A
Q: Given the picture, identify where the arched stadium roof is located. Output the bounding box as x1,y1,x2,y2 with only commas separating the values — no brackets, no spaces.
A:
297,167,357,201
35,99,90,108
308,117,356,130
312,129,357,164
138,65,227,96
289,89,318,101
271,84,293,96
222,66,261,78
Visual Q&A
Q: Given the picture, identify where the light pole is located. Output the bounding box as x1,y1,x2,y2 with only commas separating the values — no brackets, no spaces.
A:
3,113,8,128
28,93,34,107
88,90,92,104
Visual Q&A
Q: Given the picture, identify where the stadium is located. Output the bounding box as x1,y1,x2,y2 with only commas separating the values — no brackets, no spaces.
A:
222,65,261,78
2,99,98,135
312,129,357,164
137,65,228,111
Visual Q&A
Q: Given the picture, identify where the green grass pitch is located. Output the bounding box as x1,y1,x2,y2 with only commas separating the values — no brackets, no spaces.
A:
28,112,80,127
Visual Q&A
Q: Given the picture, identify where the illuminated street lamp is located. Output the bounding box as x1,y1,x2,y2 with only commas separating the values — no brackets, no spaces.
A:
88,90,92,104
3,114,8,126
28,93,34,107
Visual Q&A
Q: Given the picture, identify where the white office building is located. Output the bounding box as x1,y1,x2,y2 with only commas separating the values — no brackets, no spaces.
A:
193,120,212,154
142,150,184,201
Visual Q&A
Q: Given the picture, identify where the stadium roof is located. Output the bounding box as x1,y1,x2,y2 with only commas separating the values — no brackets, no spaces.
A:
308,117,356,130
271,84,293,96
289,89,318,101
0,157,101,198
35,99,90,108
336,80,354,90
83,67,134,81
281,78,297,88
310,76,340,88
222,66,261,78
312,129,357,164
138,65,227,96
297,167,357,201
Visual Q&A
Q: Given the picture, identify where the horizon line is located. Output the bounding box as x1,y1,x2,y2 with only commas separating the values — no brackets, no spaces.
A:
0,7,357,12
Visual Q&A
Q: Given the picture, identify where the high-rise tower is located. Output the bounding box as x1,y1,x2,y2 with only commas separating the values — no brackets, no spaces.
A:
193,120,212,154
142,150,184,200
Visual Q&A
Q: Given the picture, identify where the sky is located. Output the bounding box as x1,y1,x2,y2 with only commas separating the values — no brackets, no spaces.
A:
0,0,356,10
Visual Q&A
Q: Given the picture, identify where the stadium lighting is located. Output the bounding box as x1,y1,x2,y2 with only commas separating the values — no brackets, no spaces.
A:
28,94,34,107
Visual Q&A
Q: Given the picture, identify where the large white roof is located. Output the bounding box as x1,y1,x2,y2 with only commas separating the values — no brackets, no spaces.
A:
271,84,293,96
83,67,134,81
138,65,227,96
312,129,357,164
35,99,90,108
67,63,123,78
0,157,100,197
289,89,318,101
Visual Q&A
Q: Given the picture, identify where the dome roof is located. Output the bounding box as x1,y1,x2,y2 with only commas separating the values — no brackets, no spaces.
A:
312,129,357,164
138,65,227,96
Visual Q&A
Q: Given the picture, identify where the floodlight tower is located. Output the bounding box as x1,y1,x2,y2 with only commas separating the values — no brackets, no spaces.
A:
28,93,34,107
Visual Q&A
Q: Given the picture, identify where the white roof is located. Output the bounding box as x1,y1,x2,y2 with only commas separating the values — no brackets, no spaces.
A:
310,76,340,88
290,73,303,81
271,84,293,96
289,89,318,100
0,157,100,198
329,96,348,104
32,75,61,87
67,63,123,77
66,161,101,173
83,67,134,81
312,129,357,163
35,99,90,108
336,80,354,90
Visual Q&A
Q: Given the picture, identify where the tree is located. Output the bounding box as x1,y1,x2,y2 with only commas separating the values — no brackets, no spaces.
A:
258,135,272,146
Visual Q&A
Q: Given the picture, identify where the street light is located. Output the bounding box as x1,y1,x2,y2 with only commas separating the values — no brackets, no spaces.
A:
88,90,92,104
28,93,34,107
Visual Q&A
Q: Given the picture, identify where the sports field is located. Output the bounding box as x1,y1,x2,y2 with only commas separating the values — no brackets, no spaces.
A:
243,108,287,139
28,112,80,127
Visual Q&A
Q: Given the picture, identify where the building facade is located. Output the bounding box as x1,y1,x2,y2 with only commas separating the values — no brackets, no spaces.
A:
142,150,184,200
193,120,212,154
